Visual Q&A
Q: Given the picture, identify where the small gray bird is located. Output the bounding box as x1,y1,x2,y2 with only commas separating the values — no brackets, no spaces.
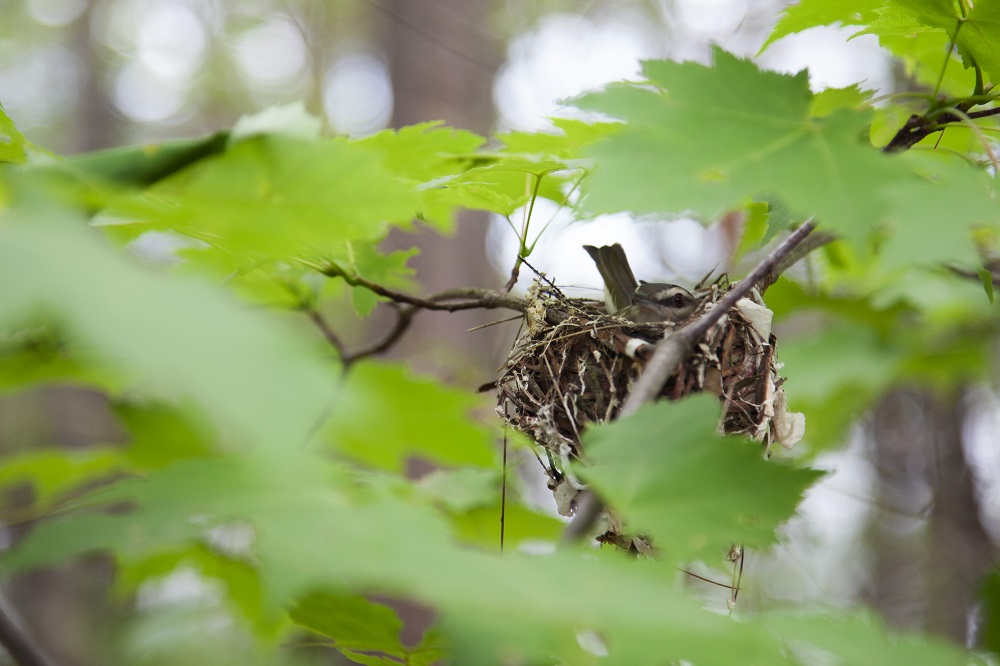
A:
584,244,699,324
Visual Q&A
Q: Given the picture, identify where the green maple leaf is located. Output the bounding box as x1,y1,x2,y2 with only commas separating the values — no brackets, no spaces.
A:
324,361,495,473
575,48,901,240
0,449,124,505
879,152,1000,271
111,134,418,261
861,0,1000,83
958,0,1000,80
765,611,976,664
0,214,338,450
0,102,28,164
495,117,620,157
344,243,418,317
291,591,407,659
574,48,1000,270
760,0,885,52
809,85,873,117
358,122,485,232
578,396,822,562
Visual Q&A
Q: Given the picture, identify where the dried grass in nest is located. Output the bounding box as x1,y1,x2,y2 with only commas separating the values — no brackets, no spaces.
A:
496,278,804,524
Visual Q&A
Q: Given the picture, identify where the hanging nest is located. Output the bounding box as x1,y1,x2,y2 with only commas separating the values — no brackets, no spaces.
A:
496,277,805,533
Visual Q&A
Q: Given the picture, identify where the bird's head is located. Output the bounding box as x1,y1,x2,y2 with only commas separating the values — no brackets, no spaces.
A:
632,282,699,322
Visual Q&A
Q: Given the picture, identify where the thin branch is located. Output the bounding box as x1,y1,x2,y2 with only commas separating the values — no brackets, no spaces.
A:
752,230,836,294
940,106,1000,173
504,174,545,292
882,104,1000,153
301,303,348,359
966,106,1000,120
562,219,818,544
341,305,418,366
307,264,528,364
678,568,738,591
0,591,59,666
366,0,497,73
322,262,527,313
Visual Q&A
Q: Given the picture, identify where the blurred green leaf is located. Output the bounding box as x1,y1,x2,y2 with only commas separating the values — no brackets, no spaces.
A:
230,102,322,143
357,122,485,232
0,326,127,393
4,450,971,665
0,102,27,164
862,0,1000,83
878,29,976,96
115,545,276,637
112,135,417,261
345,243,418,318
290,590,406,658
735,201,770,259
765,278,912,335
880,154,1000,271
779,323,901,403
809,85,872,118
325,361,495,472
416,468,499,513
979,567,1000,655
760,0,883,51
978,266,994,303
764,610,979,664
115,400,217,470
497,118,620,157
359,121,484,182
450,503,563,550
0,215,337,449
415,468,563,549
578,396,823,562
0,448,123,505
64,132,228,188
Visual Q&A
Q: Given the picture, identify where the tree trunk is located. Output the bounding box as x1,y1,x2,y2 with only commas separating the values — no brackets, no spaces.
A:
379,0,504,378
865,388,996,643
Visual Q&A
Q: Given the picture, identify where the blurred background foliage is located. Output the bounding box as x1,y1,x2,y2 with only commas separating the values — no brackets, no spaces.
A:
3,0,1000,664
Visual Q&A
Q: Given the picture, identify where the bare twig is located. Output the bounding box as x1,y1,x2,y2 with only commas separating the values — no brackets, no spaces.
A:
0,590,59,666
562,219,818,544
342,304,418,365
301,303,348,359
882,105,1000,153
752,230,836,294
322,262,528,313
305,263,528,365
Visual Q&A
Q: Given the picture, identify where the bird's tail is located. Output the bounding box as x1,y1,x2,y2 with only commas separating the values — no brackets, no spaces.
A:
583,244,639,313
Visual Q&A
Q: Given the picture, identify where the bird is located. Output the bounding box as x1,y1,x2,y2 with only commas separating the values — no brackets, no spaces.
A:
583,243,699,324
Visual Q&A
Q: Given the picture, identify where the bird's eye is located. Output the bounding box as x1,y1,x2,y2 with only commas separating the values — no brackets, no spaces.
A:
672,293,686,308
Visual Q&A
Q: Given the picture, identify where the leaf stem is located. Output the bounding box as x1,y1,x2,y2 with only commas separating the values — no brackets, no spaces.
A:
931,19,964,100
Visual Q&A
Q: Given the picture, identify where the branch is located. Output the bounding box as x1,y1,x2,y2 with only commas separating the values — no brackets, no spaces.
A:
752,229,836,294
303,263,529,365
301,302,348,359
0,590,59,666
562,219,818,544
882,105,1000,153
341,304,418,366
321,263,528,313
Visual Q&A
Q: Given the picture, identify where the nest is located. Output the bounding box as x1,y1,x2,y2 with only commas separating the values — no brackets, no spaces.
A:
496,278,804,533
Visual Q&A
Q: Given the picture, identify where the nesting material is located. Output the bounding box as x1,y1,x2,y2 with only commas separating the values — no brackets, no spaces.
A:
496,278,803,520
